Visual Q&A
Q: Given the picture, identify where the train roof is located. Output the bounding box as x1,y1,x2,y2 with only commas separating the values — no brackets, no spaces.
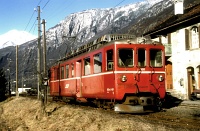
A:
57,34,162,63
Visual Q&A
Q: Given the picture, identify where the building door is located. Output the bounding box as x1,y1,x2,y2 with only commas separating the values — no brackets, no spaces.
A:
198,65,200,89
165,62,173,89
187,67,195,99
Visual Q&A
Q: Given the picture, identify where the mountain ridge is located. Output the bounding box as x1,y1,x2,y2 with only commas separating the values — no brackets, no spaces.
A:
1,0,198,89
0,30,37,49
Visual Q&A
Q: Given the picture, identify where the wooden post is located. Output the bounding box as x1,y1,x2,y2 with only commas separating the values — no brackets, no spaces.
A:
16,45,19,97
42,19,47,104
37,6,41,100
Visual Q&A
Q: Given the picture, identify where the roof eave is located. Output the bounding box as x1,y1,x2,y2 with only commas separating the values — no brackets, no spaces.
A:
144,13,200,39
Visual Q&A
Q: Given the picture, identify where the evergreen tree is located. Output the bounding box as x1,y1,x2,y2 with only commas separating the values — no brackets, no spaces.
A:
0,68,7,101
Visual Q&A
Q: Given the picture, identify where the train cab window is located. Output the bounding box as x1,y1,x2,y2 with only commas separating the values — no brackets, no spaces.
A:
107,50,113,71
94,53,102,73
150,49,162,67
71,63,74,77
61,66,64,79
66,64,69,78
118,49,133,67
84,57,91,75
137,49,146,67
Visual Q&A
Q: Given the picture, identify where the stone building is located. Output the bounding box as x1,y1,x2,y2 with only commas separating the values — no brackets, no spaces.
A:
144,2,200,99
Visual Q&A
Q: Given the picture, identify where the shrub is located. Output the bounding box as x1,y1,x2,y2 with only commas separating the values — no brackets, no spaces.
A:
0,68,7,101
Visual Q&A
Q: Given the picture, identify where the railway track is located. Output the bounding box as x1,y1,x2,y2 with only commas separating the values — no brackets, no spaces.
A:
25,94,200,110
17,95,200,130
179,101,200,109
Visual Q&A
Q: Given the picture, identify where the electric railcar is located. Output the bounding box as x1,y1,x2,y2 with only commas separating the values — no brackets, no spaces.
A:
49,34,166,113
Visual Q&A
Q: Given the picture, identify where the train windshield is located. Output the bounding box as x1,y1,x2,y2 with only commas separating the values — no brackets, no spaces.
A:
150,49,163,67
118,49,134,67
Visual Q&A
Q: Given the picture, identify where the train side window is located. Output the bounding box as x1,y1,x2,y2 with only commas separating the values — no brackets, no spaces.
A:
107,50,113,71
150,49,162,67
66,64,69,78
137,49,146,67
118,49,134,67
57,67,60,80
71,63,74,77
94,53,102,73
61,66,64,79
84,57,91,75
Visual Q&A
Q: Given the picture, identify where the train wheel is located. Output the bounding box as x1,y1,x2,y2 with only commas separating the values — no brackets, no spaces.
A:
154,97,162,112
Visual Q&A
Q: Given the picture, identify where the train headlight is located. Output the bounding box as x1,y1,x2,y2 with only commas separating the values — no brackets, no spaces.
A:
158,75,164,82
121,75,127,82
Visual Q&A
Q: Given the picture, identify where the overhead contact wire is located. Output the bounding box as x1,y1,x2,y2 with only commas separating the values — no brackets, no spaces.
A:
114,0,126,7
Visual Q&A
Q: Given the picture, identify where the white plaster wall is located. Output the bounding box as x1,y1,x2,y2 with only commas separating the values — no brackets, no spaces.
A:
152,26,200,99
171,27,200,99
171,30,187,99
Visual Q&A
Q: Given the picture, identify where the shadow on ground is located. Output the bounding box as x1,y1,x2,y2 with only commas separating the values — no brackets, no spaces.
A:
162,92,183,109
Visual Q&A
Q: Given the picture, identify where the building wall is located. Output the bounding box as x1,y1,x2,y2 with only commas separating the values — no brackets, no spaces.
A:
153,23,200,100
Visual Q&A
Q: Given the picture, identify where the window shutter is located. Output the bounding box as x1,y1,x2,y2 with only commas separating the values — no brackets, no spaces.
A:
198,25,200,48
167,33,171,44
185,29,190,50
159,36,162,43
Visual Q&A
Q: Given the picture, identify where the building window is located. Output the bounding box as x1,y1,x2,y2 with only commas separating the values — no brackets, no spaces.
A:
66,64,69,78
94,53,102,73
84,57,90,75
185,25,200,50
191,26,199,49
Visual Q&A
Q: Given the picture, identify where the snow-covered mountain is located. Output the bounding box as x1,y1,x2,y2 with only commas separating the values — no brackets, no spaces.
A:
46,0,164,48
0,0,172,85
0,30,37,49
3,0,198,87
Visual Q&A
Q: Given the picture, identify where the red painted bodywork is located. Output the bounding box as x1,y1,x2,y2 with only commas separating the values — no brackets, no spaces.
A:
49,42,166,101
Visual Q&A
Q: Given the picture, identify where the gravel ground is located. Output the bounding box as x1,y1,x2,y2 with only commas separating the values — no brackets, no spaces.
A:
0,97,200,131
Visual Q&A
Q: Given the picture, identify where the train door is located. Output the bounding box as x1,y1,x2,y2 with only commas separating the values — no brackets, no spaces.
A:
57,64,61,95
76,60,82,97
50,67,60,96
104,49,115,99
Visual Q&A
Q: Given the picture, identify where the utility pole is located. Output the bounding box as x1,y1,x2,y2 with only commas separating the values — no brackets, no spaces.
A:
7,58,11,97
16,45,19,97
42,19,48,104
37,6,41,100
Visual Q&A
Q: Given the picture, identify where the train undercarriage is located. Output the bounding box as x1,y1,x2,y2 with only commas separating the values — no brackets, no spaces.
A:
52,93,163,113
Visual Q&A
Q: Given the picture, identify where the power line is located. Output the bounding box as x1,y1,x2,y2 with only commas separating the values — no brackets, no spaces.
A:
114,0,126,7
42,0,51,10
45,0,75,20
29,19,37,33
24,10,36,31
37,0,42,6
24,0,43,33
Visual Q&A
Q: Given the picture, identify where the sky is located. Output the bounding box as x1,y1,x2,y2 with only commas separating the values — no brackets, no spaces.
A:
0,0,143,36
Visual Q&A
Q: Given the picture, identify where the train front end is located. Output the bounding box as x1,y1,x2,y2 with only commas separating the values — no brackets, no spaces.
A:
113,42,166,113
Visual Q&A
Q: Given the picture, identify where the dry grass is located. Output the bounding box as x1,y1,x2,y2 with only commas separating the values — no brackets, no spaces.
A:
0,97,175,131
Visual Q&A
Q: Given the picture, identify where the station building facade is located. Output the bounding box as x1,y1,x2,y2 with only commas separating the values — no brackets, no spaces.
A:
144,3,200,99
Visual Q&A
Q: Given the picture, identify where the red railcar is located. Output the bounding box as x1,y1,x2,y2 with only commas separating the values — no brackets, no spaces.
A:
49,34,166,113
